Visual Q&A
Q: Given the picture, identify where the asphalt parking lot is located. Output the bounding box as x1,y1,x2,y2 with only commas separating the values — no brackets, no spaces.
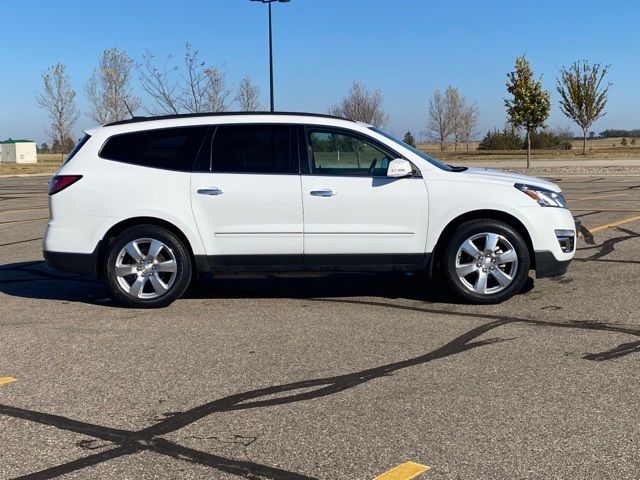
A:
1,174,640,480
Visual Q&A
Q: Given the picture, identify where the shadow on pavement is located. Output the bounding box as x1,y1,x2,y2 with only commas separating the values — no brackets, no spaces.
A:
0,260,108,304
0,260,535,306
2,300,640,478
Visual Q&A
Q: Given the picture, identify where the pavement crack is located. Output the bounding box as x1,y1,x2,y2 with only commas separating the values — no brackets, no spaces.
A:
186,434,259,461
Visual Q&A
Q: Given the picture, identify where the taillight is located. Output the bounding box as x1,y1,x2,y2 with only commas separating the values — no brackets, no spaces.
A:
48,175,83,195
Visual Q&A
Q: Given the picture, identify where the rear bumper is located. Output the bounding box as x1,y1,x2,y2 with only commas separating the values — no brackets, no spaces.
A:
43,247,99,278
535,251,572,278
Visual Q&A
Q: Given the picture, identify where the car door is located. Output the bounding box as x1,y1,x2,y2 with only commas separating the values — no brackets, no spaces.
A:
190,123,303,265
301,126,428,265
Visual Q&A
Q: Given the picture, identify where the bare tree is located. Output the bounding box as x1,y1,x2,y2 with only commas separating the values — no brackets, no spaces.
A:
328,81,388,127
235,76,261,111
87,48,140,124
36,63,79,155
428,86,479,151
137,50,180,115
204,67,231,112
179,44,210,113
445,86,463,150
137,44,230,115
175,44,230,113
459,102,479,151
427,89,449,151
86,74,108,125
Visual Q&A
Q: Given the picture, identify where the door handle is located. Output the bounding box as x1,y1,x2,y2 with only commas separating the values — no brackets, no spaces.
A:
310,189,336,197
197,187,224,196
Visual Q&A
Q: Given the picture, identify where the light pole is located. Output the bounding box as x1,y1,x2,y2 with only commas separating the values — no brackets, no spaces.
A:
250,0,290,112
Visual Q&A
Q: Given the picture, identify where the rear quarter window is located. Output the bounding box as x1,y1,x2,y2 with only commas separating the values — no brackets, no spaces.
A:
64,134,91,164
99,126,208,171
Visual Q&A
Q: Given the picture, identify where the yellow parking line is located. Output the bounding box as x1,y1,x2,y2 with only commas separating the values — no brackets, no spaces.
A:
374,462,429,480
0,377,16,385
574,193,628,201
587,215,640,234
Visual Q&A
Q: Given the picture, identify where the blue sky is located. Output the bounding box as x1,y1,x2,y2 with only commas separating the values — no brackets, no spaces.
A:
1,0,638,143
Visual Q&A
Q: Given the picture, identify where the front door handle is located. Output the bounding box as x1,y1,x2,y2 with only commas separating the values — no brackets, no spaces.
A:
310,189,336,197
197,187,224,196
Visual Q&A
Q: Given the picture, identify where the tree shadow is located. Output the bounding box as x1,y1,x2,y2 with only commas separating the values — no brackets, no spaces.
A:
576,227,640,261
2,300,640,478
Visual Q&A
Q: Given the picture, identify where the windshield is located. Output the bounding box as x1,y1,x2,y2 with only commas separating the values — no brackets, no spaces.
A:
368,127,453,172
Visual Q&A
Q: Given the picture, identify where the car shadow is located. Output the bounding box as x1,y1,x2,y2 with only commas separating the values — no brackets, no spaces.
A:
0,260,109,304
0,260,535,307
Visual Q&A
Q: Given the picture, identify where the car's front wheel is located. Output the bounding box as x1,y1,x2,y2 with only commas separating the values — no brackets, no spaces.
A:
443,219,530,304
104,225,192,308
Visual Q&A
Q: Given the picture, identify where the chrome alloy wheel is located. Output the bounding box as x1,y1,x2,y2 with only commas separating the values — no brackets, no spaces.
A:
455,232,518,295
114,238,178,299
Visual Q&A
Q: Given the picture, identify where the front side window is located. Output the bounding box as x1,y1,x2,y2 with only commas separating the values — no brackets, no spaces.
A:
307,129,395,177
369,126,453,172
211,124,292,174
100,126,208,171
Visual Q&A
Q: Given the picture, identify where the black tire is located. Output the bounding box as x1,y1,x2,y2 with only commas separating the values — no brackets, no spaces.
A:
104,225,192,308
442,219,530,304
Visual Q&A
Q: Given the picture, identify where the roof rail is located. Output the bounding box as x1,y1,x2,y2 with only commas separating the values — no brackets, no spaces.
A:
104,111,354,127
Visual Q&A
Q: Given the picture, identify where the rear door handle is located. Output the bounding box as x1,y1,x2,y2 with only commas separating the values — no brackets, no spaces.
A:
310,189,336,197
197,187,224,196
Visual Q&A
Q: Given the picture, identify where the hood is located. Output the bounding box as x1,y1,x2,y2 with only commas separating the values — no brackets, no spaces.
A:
459,167,561,192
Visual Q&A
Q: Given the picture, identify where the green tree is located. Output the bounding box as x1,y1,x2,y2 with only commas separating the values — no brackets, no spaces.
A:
478,128,522,150
505,56,551,168
403,131,416,147
529,128,572,150
556,61,611,155
621,137,628,146
631,138,637,146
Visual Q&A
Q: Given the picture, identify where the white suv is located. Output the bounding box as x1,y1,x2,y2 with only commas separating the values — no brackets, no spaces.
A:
44,112,577,308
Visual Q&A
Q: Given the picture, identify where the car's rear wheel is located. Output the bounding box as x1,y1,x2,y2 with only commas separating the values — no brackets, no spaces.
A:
443,219,530,304
105,225,192,308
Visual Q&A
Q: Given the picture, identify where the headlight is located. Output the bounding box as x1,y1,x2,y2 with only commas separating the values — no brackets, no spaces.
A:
515,183,567,208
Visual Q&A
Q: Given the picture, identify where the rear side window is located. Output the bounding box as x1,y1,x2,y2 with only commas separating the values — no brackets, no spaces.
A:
211,124,293,174
100,126,208,171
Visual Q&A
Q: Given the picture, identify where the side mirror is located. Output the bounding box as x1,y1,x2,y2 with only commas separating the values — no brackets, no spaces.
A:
387,158,413,178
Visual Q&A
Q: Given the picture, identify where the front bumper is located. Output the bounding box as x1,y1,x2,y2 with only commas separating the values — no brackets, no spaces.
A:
535,251,572,278
534,218,581,278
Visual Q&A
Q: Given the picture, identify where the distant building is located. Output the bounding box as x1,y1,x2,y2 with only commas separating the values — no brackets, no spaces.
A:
0,139,37,163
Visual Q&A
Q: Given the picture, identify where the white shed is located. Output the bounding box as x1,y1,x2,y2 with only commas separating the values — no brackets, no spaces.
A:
0,139,37,163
